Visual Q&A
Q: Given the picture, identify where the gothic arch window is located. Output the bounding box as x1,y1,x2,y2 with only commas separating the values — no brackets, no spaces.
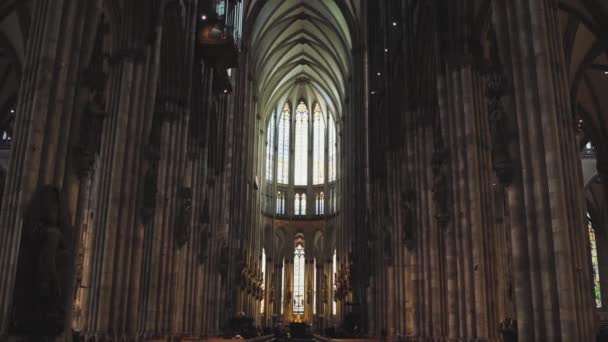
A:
277,103,290,184
315,192,325,215
332,249,337,315
294,101,309,186
276,191,285,215
260,248,266,313
588,212,602,308
281,258,285,315
264,99,338,217
293,244,305,314
313,103,325,185
294,193,306,216
265,110,276,181
328,116,337,182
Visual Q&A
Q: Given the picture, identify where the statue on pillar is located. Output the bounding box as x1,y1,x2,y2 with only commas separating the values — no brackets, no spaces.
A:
175,186,192,247
10,186,74,336
400,189,416,250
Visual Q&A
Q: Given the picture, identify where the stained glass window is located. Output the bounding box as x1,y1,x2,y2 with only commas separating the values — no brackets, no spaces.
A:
276,191,285,215
332,249,337,315
294,102,309,185
313,104,325,185
328,116,337,182
294,194,301,216
294,193,306,216
261,248,266,313
588,212,602,308
293,244,305,314
277,104,290,184
265,111,276,181
316,192,325,215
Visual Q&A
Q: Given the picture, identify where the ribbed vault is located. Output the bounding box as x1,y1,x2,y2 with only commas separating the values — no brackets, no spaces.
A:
249,0,352,121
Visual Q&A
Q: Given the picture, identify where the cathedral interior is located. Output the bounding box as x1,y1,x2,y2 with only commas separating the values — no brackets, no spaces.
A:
0,0,607,341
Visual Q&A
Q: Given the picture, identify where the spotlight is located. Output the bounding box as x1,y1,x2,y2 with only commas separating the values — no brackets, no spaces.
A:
201,14,207,20
392,22,397,26
371,91,376,95
10,109,14,113
377,72,381,76
384,48,388,53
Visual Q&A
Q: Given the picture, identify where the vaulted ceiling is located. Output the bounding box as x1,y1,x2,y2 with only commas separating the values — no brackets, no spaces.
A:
557,0,608,145
247,0,354,122
0,0,30,134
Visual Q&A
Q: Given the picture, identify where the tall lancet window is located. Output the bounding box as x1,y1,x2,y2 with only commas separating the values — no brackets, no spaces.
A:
277,104,291,184
588,212,602,307
265,111,276,181
276,191,285,215
315,192,325,215
293,244,305,314
294,101,309,185
313,104,325,185
332,249,337,315
294,193,306,216
328,116,337,182
261,248,266,313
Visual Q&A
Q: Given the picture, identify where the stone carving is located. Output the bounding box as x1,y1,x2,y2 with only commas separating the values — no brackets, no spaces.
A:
174,186,192,248
10,186,73,336
197,225,211,264
75,95,107,178
382,227,393,264
499,318,517,342
484,69,514,185
219,240,229,276
431,143,450,228
400,189,416,249
141,144,161,225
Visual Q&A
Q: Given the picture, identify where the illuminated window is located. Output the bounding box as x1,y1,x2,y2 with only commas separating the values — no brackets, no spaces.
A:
276,191,285,215
277,104,290,184
332,249,337,315
261,248,266,313
589,212,602,308
313,104,325,185
328,116,337,182
294,102,309,185
265,111,276,181
315,192,325,215
293,244,305,314
294,193,306,216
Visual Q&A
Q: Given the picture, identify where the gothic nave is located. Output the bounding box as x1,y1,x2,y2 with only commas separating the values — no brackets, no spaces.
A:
0,0,607,341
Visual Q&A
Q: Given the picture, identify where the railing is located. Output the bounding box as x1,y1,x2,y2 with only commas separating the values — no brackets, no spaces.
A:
203,336,275,342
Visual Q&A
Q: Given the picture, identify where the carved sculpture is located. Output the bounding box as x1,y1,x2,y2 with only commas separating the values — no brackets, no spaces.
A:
197,225,211,264
141,144,161,224
10,186,73,336
400,189,416,249
431,143,450,228
499,318,517,342
484,68,514,185
174,186,192,247
75,94,107,178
